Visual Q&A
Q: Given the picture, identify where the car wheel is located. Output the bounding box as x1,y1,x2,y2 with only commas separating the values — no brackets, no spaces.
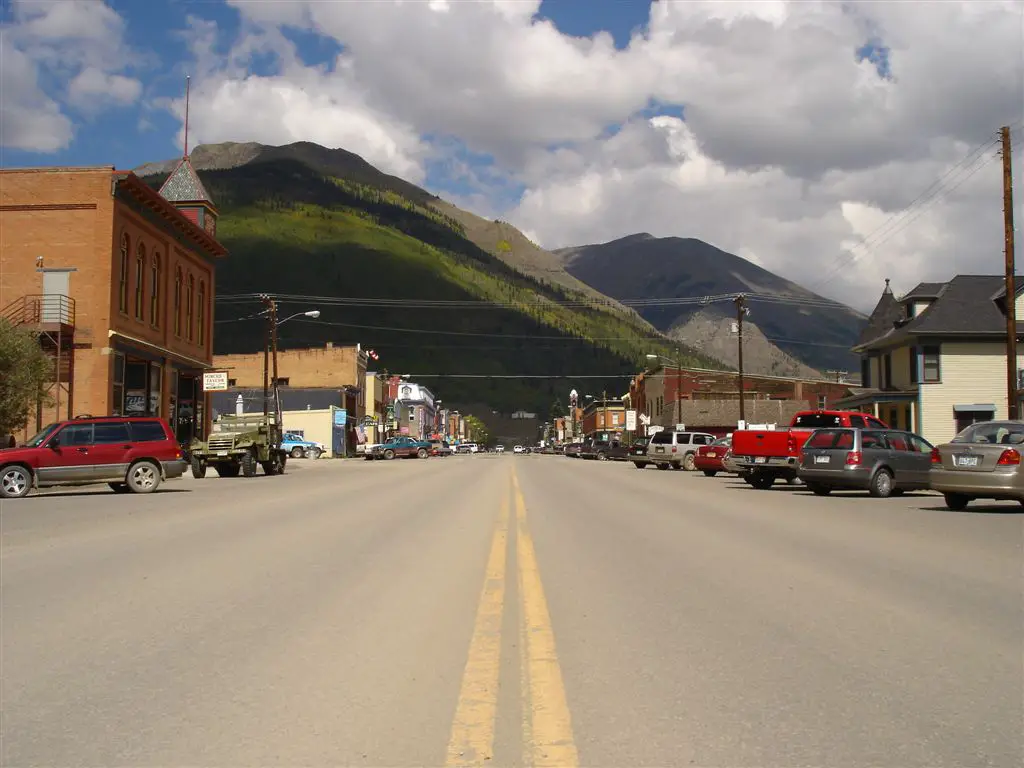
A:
943,493,970,511
310,447,322,460
869,468,893,498
108,482,131,493
290,447,304,459
241,451,258,477
749,472,774,490
127,460,161,494
806,482,831,496
417,448,429,458
702,470,717,477
683,453,697,471
597,452,608,461
383,449,396,460
0,465,32,499
191,457,206,478
633,462,645,469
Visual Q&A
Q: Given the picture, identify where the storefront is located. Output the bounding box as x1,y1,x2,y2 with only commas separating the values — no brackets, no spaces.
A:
109,335,210,444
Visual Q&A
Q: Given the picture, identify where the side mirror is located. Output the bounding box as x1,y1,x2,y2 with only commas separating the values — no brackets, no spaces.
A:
48,435,60,449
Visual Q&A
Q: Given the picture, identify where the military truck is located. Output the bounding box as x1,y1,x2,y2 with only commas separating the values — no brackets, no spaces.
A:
189,413,288,478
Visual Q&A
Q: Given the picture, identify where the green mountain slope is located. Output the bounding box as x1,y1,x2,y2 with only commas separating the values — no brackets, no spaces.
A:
141,151,722,412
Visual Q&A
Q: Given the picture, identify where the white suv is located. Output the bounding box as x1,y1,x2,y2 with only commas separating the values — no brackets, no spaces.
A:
645,430,717,471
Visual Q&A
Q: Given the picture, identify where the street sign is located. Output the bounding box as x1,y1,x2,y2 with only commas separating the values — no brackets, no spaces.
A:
625,409,637,431
202,371,229,391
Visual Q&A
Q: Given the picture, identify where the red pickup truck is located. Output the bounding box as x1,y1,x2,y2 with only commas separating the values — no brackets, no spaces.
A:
732,410,890,489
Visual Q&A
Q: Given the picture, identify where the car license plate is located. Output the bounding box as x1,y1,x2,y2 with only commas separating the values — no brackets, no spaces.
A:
707,452,717,458
955,455,980,467
655,447,664,453
814,455,830,464
754,456,767,464
217,451,228,456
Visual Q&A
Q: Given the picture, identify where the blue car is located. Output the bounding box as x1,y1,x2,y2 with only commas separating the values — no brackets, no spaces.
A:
281,433,324,459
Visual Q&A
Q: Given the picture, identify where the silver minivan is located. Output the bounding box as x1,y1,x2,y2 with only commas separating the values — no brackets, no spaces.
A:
798,427,933,498
645,430,717,471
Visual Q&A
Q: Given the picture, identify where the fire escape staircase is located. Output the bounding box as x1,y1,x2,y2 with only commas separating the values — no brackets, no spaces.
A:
1,295,76,427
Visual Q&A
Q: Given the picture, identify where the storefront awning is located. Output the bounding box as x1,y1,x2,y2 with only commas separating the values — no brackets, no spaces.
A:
952,403,996,412
108,330,213,370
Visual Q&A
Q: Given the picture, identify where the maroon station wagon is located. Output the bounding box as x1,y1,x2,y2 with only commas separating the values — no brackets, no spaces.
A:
0,416,187,499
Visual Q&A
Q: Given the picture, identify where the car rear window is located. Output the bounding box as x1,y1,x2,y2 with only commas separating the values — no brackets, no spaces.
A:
650,431,671,444
952,422,1024,444
129,420,168,443
794,413,844,428
807,429,853,449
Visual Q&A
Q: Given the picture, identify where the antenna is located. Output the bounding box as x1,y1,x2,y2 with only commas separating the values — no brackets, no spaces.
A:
183,75,191,158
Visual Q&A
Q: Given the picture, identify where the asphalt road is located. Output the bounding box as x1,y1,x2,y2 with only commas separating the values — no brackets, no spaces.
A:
2,454,1021,767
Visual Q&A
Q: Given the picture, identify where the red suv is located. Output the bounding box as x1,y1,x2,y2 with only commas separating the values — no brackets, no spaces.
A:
0,416,186,499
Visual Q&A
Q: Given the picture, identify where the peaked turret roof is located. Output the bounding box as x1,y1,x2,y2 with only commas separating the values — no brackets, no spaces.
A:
857,279,903,346
158,157,214,206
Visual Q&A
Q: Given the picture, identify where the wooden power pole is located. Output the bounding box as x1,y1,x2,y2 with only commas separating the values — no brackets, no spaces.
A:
734,294,747,423
1001,126,1018,420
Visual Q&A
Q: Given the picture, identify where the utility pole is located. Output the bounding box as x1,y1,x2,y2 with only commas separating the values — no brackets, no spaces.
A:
674,348,682,429
734,294,747,423
262,295,271,420
1001,126,1018,419
260,294,282,429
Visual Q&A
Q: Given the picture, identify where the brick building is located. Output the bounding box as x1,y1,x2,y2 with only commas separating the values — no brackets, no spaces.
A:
0,162,227,442
630,366,854,432
580,397,626,435
213,343,369,450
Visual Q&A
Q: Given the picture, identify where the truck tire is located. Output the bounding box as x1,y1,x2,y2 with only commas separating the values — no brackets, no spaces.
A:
241,451,258,477
261,460,278,476
127,460,161,494
191,457,206,478
290,447,304,459
309,447,322,460
683,453,697,471
216,463,240,478
748,472,774,490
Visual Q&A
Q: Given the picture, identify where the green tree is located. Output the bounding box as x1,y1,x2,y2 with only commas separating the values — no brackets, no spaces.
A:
464,414,490,446
549,399,565,422
0,321,50,437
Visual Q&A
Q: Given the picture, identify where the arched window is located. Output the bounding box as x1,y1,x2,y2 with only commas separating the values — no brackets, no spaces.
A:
197,280,206,347
134,242,145,320
174,268,183,336
119,233,130,313
150,253,161,327
186,273,195,342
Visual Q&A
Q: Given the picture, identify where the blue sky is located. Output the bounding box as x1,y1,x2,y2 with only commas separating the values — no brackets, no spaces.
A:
0,0,651,189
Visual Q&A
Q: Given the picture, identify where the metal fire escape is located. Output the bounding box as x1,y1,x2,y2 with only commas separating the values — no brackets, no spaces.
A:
1,294,76,430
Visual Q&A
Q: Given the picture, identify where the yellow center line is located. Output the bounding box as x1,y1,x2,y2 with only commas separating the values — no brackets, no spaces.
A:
513,467,579,768
445,489,510,766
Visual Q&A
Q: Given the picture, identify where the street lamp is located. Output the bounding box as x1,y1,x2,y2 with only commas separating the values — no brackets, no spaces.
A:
276,309,320,325
646,349,682,428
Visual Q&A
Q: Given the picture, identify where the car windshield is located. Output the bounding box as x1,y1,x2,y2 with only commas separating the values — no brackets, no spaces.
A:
793,413,843,428
23,423,59,447
951,421,1024,445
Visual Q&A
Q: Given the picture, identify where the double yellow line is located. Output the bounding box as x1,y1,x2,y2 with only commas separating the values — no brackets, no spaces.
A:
445,467,578,767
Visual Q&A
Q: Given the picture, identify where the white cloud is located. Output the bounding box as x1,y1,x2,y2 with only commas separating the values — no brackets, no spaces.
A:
171,0,1022,310
0,0,141,150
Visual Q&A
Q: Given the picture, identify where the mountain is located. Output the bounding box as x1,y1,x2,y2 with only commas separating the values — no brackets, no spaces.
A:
555,234,865,374
137,143,722,413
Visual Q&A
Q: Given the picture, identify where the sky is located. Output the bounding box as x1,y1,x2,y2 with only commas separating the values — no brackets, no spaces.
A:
2,0,1023,311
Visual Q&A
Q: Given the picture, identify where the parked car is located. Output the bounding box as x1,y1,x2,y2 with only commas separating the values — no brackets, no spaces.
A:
369,436,433,460
645,430,717,470
721,447,746,476
0,416,186,498
693,436,732,476
563,442,584,458
429,440,453,457
930,420,1024,510
495,445,505,453
581,437,629,461
733,410,890,489
797,427,933,497
630,438,652,469
281,432,324,459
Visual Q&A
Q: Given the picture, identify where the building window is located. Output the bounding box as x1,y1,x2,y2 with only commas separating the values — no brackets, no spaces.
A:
111,353,125,415
883,353,892,389
860,357,870,387
134,243,145,320
150,254,161,327
186,274,195,342
909,345,919,384
197,280,206,347
817,395,827,409
119,233,130,314
922,345,941,383
275,377,290,386
174,268,182,336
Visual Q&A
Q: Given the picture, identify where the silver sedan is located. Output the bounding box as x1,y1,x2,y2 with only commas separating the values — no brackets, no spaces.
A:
929,420,1024,510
